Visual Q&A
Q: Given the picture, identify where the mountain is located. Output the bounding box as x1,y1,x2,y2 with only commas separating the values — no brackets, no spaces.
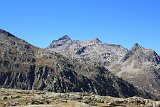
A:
111,43,160,94
0,29,152,99
47,35,160,97
48,35,128,67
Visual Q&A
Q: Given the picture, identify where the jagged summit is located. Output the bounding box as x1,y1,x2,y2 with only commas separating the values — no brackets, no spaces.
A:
58,35,71,41
51,35,72,43
133,43,141,48
48,36,128,66
49,35,72,48
122,43,160,65
131,43,143,52
49,36,103,49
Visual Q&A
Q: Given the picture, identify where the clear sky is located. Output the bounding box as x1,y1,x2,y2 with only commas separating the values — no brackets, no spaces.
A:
0,0,160,53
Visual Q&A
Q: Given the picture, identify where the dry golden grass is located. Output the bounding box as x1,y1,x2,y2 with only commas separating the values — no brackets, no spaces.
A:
0,88,159,107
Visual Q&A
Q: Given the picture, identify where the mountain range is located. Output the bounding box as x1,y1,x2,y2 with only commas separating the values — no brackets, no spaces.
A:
47,35,160,96
0,29,160,100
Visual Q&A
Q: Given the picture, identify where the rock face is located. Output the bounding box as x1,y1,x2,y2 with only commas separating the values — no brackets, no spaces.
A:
0,29,151,99
47,35,160,97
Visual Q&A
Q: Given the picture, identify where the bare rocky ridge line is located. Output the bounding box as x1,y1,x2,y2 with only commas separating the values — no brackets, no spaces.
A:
47,35,128,67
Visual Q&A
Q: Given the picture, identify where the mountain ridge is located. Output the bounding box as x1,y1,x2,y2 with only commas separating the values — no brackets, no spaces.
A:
49,35,159,54
0,29,155,99
47,35,160,97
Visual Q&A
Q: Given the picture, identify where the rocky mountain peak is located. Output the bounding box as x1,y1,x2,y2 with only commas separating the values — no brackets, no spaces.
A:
120,43,143,62
131,43,143,52
47,36,128,67
58,35,71,41
49,35,72,48
121,43,160,65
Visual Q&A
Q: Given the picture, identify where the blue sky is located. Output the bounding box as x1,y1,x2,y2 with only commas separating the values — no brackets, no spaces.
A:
0,0,160,53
